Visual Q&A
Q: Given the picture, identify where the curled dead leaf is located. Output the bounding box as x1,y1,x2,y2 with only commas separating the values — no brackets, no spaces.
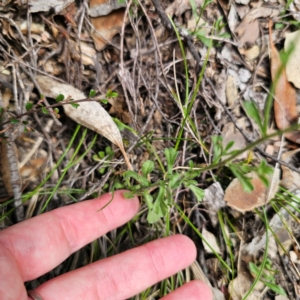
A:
35,75,132,170
89,0,126,51
269,21,300,143
235,7,279,45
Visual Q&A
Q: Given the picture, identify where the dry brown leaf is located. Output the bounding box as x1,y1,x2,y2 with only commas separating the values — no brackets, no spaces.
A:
89,0,126,17
202,182,226,227
165,0,203,17
280,149,300,190
89,0,125,51
235,7,279,45
222,122,247,160
228,271,262,300
239,45,260,61
226,75,240,116
202,228,221,254
35,75,132,170
269,21,300,143
285,29,300,89
28,0,74,13
224,170,279,212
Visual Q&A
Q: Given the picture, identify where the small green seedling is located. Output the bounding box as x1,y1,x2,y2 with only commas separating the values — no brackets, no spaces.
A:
249,258,287,296
93,146,114,174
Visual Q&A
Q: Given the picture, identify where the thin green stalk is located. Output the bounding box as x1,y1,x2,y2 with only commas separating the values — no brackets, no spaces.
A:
175,203,232,273
188,122,300,174
23,124,81,203
67,133,97,168
242,207,269,300
41,127,88,211
218,211,235,281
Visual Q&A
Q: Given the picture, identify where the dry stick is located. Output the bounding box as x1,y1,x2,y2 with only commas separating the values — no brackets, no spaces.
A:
205,77,300,174
119,0,136,129
0,92,24,222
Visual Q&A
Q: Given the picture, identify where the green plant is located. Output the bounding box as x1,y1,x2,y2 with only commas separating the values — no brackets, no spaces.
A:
249,258,287,296
121,147,204,224
93,146,115,175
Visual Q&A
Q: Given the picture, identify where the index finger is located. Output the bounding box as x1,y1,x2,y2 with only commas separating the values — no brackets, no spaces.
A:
0,190,139,281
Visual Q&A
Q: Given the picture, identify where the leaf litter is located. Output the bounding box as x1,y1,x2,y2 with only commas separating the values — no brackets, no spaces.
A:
1,0,300,299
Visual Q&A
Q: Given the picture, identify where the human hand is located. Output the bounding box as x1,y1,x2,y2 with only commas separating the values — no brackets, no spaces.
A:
0,190,212,300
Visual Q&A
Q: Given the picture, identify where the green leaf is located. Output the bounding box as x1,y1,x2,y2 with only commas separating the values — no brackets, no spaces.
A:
249,262,259,276
218,32,231,39
99,167,106,174
89,89,96,97
100,99,108,104
188,185,204,202
257,174,269,187
168,173,182,189
224,140,234,152
41,107,49,114
92,154,100,161
53,108,59,114
142,160,154,178
147,209,161,224
275,23,284,29
229,164,254,192
110,91,118,98
243,101,264,133
164,148,178,174
199,35,212,47
25,102,34,111
106,90,118,98
56,94,64,102
262,281,287,296
212,135,223,163
123,191,135,199
71,103,80,109
144,192,154,208
154,184,167,216
10,118,19,124
123,170,150,187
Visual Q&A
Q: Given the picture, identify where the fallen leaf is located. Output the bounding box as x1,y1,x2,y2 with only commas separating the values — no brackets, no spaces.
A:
36,75,132,170
202,228,221,254
269,21,300,143
241,204,295,261
89,0,126,17
202,182,226,227
280,149,300,190
235,7,279,45
214,69,227,120
284,29,300,88
28,0,74,13
226,75,240,116
224,169,279,212
165,0,203,17
228,271,262,300
18,21,45,34
89,0,125,51
239,45,260,61
222,122,247,160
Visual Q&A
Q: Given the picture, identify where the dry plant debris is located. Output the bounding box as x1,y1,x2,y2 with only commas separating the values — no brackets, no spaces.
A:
0,0,300,299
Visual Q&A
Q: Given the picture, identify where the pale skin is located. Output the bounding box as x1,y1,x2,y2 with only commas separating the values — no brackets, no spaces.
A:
0,190,213,300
